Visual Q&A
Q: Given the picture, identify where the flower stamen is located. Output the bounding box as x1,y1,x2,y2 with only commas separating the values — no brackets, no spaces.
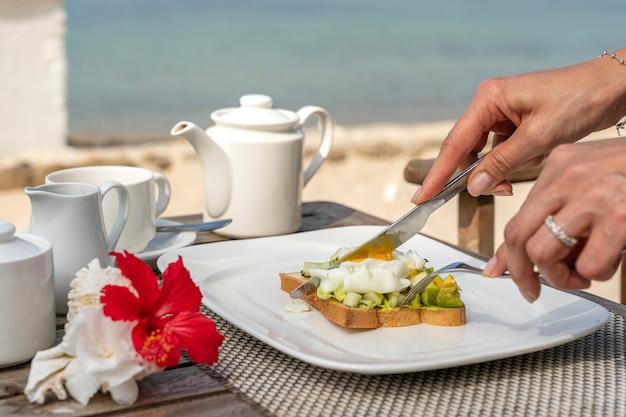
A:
139,328,177,366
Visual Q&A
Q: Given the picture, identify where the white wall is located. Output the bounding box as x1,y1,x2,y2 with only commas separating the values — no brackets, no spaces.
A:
0,0,67,154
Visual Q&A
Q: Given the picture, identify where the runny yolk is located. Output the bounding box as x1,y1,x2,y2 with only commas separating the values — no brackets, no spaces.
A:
343,235,396,262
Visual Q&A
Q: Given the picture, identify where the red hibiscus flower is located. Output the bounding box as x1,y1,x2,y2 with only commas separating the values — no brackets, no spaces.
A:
100,252,224,367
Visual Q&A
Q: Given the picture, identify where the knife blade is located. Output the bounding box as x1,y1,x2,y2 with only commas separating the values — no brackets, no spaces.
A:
289,154,484,299
156,219,232,233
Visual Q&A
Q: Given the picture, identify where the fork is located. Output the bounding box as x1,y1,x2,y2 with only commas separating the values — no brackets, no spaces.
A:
400,261,511,306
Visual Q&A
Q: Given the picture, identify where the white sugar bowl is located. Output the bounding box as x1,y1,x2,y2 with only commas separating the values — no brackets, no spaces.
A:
0,222,56,367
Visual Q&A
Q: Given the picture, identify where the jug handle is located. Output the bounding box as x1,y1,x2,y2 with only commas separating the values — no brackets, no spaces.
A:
297,106,333,186
99,181,130,252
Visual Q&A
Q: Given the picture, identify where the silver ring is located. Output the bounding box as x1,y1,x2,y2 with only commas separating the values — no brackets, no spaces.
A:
544,215,578,247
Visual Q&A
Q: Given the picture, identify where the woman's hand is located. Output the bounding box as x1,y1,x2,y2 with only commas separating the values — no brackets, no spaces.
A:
483,138,626,302
412,49,626,205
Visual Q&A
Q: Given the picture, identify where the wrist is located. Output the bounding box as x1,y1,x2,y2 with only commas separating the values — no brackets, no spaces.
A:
596,48,626,132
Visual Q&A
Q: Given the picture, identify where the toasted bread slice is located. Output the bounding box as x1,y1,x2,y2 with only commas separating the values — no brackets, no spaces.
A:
280,272,465,329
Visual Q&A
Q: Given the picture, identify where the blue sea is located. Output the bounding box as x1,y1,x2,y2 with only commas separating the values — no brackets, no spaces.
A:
65,0,623,134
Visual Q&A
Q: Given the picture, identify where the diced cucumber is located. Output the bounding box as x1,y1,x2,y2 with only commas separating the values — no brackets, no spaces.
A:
359,293,384,310
386,291,400,309
343,292,362,308
409,271,428,287
362,292,384,306
333,285,346,302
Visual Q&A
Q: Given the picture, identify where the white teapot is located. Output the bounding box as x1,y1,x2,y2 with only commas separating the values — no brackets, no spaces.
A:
171,94,333,237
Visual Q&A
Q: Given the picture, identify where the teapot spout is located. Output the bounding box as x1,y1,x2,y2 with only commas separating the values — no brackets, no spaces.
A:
170,121,231,218
171,121,209,147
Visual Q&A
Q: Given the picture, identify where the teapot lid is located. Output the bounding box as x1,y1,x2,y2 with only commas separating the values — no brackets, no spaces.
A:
0,221,51,264
211,94,299,129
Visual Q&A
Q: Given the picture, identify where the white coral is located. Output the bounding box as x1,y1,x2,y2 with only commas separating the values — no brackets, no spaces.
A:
25,345,72,404
63,307,147,405
25,259,161,406
66,258,135,323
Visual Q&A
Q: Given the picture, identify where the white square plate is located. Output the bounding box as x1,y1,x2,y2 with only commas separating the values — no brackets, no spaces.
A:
157,226,609,375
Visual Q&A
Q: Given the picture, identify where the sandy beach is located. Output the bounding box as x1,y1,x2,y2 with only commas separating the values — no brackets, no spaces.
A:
0,121,621,302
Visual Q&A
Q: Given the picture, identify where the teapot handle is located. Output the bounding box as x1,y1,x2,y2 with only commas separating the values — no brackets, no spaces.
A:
297,106,333,186
98,181,130,252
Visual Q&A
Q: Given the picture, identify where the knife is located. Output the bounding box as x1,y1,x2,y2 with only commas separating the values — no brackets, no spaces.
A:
289,154,484,299
156,219,232,233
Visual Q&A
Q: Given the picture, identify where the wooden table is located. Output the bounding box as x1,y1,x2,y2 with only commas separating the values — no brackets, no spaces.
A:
0,201,388,416
2,201,625,416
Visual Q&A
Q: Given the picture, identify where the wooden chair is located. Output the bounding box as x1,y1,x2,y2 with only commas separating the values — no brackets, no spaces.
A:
404,158,626,304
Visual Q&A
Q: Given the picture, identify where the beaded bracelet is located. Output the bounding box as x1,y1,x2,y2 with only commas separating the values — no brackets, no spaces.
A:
600,50,626,66
618,119,626,136
600,51,626,135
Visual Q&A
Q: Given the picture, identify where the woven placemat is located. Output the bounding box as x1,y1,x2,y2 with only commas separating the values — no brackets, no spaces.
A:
199,306,625,417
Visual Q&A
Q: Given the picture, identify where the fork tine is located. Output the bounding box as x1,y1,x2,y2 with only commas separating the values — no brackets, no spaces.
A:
411,275,436,297
400,262,465,306
399,272,435,306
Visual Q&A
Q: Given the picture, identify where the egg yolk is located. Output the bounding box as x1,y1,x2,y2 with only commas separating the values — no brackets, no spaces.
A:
343,235,396,262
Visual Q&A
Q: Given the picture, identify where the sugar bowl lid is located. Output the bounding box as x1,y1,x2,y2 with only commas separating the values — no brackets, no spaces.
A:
0,221,51,263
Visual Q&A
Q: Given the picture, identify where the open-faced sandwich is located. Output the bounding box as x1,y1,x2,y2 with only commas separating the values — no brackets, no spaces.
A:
280,248,466,329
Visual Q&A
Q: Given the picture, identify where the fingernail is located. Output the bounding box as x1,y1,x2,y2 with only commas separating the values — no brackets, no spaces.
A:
482,257,498,277
467,172,494,196
411,186,422,203
522,288,538,303
491,190,514,197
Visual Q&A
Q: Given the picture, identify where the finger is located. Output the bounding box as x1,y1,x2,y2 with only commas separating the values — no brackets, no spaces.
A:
412,118,491,204
497,239,542,303
537,261,591,290
468,178,513,197
483,244,509,277
528,223,589,290
412,146,480,204
515,154,547,171
507,255,542,303
490,119,518,139
491,133,509,148
500,166,564,239
411,150,480,204
574,221,626,282
525,212,591,290
533,203,622,283
489,180,514,197
502,205,555,302
467,129,548,196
